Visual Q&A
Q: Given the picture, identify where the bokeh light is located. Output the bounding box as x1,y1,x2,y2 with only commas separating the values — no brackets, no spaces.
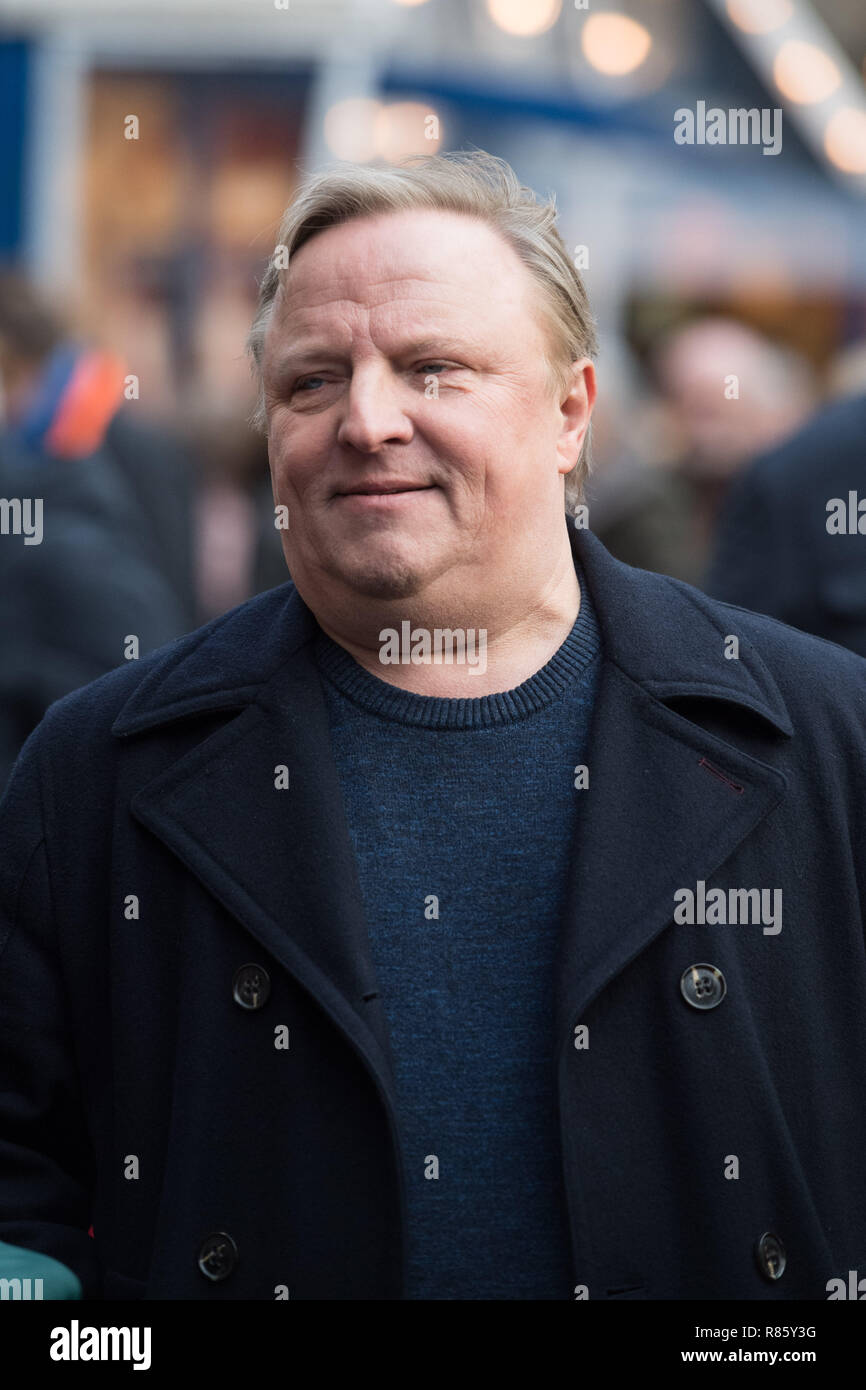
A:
582,13,652,77
726,0,793,37
375,102,443,162
824,107,866,175
323,98,382,162
773,40,842,105
486,0,562,39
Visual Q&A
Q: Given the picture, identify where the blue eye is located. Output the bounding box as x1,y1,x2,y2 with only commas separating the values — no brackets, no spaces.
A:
294,363,453,393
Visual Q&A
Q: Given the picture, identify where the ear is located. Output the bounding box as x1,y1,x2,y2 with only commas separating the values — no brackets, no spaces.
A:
555,359,596,478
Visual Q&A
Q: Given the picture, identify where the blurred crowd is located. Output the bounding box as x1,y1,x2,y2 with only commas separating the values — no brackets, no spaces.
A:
0,270,287,788
1,265,865,792
586,312,866,656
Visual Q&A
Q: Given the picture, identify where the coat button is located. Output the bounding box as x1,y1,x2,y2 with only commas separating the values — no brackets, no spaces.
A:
680,963,726,1010
755,1231,786,1281
232,963,270,1010
197,1231,238,1282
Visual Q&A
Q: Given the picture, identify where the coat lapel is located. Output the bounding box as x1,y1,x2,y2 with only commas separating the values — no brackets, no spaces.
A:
113,591,398,1102
554,526,793,1043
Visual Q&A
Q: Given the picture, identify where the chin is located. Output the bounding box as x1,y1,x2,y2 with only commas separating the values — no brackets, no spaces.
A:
326,542,425,597
325,530,429,598
337,558,424,600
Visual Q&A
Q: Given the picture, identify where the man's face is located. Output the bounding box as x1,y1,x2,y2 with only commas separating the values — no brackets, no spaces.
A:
261,208,590,608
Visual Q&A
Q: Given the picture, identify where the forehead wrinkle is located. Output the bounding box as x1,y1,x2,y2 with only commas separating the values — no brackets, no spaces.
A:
281,207,534,318
276,262,527,328
270,283,496,363
278,267,478,318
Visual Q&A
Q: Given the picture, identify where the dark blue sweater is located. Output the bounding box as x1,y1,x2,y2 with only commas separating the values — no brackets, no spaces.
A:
313,569,601,1299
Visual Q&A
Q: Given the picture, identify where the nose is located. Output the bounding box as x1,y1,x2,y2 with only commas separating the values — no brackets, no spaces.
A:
336,363,414,453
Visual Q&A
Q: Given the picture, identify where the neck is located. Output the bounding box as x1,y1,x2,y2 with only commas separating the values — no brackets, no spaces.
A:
313,538,581,699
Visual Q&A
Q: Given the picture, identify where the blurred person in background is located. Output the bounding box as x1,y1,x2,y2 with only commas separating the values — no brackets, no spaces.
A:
0,434,188,792
188,408,292,623
584,341,704,581
0,271,197,625
650,316,817,584
825,337,866,403
0,271,194,789
704,381,866,657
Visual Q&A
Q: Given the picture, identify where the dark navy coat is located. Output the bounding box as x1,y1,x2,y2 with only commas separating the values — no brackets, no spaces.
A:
1,524,866,1300
705,392,866,657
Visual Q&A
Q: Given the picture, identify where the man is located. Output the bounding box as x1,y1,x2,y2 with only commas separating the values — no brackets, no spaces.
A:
0,272,195,791
705,390,866,658
0,270,197,629
0,433,188,793
1,150,866,1301
645,316,816,586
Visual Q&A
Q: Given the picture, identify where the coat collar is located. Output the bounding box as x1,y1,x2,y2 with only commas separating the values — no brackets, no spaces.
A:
111,524,793,739
110,581,318,736
115,524,794,1113
572,525,793,735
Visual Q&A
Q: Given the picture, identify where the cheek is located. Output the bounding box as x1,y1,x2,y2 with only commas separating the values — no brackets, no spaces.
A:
268,439,313,498
464,396,548,461
269,415,333,486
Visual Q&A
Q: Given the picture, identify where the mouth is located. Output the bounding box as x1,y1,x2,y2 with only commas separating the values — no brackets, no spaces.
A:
335,484,438,506
337,482,436,496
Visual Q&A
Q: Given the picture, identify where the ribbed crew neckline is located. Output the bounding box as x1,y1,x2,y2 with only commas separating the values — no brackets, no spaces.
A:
312,564,602,730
